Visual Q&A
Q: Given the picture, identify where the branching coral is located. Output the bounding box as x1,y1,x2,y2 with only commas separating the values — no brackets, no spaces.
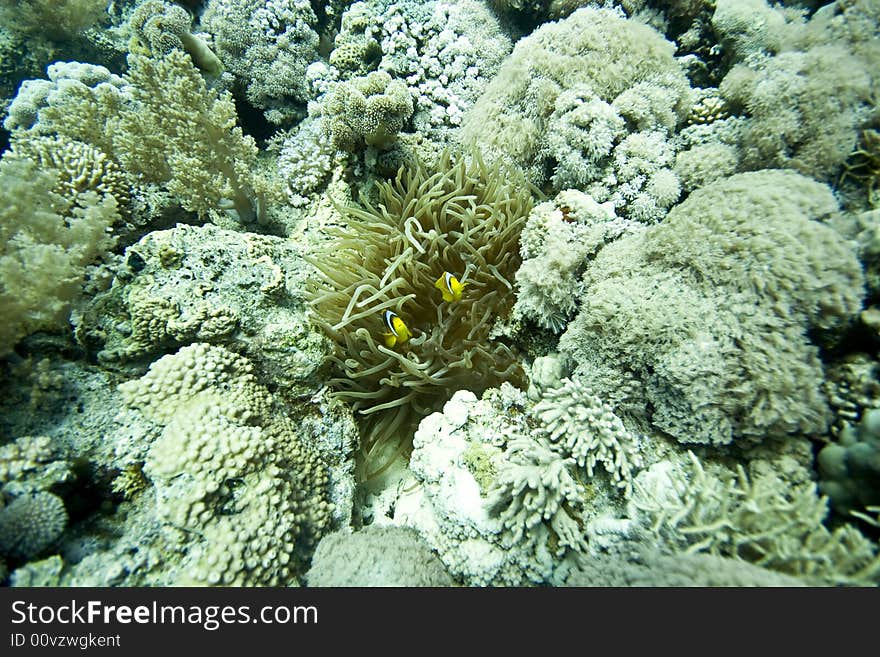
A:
532,378,642,496
633,454,880,586
307,151,532,477
486,436,587,558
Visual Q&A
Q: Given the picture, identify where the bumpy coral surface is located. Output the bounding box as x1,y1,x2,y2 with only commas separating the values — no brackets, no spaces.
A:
119,343,333,585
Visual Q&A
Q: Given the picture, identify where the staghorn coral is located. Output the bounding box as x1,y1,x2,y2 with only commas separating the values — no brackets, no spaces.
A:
308,151,531,477
632,453,880,586
486,436,587,558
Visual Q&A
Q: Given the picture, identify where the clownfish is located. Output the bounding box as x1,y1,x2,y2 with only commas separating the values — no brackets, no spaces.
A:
381,310,411,348
434,271,467,303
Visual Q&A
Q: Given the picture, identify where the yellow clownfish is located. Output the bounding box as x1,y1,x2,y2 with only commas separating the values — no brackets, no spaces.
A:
382,310,412,348
434,271,467,303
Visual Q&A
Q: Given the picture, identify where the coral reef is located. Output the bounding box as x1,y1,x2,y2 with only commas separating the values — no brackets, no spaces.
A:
0,0,877,591
514,189,642,332
716,0,878,182
328,0,512,142
370,382,645,586
322,71,414,152
129,0,223,76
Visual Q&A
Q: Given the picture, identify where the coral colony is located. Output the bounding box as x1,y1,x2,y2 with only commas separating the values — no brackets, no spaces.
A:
0,0,879,587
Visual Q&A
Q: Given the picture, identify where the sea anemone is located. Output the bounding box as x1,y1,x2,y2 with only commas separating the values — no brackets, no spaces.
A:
308,150,533,479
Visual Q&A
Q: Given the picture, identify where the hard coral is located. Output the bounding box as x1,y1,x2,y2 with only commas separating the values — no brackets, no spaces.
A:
308,151,532,478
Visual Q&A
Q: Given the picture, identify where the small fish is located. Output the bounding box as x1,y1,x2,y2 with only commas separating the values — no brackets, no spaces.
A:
382,310,411,348
434,271,467,303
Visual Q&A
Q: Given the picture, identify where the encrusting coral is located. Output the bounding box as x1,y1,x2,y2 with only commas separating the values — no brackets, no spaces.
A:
307,150,532,478
307,525,455,586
